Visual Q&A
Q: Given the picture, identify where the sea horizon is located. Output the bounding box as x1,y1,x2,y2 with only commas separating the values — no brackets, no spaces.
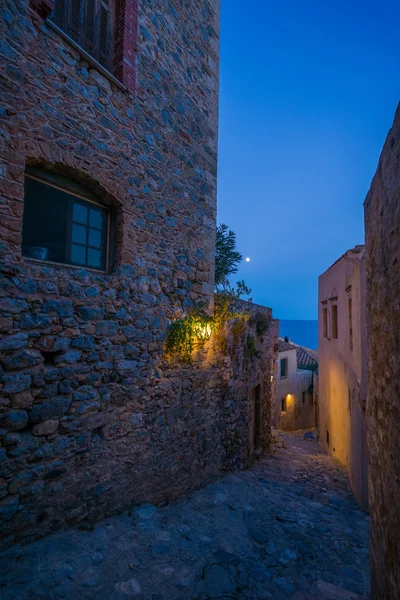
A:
279,319,318,350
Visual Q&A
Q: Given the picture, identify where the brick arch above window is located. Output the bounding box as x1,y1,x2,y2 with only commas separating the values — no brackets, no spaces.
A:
29,0,138,92
25,159,124,212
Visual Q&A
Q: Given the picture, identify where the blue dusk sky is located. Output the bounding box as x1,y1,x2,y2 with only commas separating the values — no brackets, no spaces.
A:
217,0,400,320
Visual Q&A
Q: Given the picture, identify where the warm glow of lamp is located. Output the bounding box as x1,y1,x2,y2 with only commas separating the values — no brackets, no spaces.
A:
194,322,212,341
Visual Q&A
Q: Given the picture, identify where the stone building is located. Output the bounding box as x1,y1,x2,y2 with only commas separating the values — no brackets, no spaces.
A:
0,0,278,547
274,338,317,431
318,245,368,511
365,102,400,599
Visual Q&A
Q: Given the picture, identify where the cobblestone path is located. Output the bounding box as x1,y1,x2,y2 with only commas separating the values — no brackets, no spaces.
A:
0,431,370,599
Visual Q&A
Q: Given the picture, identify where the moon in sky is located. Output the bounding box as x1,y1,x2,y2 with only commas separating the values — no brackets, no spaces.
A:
245,257,251,262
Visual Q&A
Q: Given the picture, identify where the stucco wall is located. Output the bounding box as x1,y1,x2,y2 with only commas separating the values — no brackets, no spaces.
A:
365,102,400,599
318,249,368,511
275,350,314,430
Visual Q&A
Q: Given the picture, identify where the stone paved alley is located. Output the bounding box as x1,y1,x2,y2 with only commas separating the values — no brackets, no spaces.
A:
0,431,370,599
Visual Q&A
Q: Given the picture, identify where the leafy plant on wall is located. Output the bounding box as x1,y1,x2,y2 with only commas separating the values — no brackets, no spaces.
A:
165,308,215,362
166,224,255,362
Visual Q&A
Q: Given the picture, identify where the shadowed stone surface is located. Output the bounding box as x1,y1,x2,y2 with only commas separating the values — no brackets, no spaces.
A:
364,102,400,599
0,0,278,548
0,432,370,599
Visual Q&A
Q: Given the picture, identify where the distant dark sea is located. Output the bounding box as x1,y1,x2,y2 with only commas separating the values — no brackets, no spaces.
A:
279,320,318,350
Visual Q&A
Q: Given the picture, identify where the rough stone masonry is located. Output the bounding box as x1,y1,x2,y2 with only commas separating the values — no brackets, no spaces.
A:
0,0,278,547
365,101,400,600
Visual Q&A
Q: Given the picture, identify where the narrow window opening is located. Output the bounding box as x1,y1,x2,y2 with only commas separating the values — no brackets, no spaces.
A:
281,397,287,413
323,307,328,338
348,297,353,350
280,358,288,379
332,304,338,340
326,430,330,446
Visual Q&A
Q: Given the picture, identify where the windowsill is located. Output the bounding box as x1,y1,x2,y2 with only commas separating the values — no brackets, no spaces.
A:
280,411,287,415
280,376,288,380
23,256,111,276
46,20,128,93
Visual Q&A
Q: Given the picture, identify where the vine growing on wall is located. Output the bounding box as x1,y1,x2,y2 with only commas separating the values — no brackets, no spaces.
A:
165,295,251,362
245,334,262,360
165,308,215,362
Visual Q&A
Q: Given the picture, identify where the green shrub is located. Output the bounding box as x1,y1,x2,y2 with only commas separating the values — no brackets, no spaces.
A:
255,312,271,336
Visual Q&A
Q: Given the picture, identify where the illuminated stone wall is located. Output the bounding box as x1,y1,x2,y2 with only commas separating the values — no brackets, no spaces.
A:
274,346,315,431
274,338,316,431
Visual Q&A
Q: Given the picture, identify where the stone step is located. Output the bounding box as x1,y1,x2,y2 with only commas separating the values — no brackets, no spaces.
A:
317,580,365,600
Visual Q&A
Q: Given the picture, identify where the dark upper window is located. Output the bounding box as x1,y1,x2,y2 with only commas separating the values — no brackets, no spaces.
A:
22,169,112,272
51,0,114,71
323,307,328,338
348,297,353,350
280,358,288,379
332,304,338,339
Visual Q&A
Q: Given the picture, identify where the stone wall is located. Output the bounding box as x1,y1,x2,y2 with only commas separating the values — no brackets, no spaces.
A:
0,281,277,547
0,0,279,547
364,102,400,599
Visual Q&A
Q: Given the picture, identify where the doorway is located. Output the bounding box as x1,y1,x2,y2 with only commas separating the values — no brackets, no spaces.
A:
249,384,262,455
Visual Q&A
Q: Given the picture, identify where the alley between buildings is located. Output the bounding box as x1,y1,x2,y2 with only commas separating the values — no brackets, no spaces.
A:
0,431,370,600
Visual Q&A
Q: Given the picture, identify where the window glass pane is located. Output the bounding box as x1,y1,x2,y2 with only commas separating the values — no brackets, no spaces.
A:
73,203,88,224
89,208,103,228
88,248,101,268
72,223,87,244
22,172,110,271
71,244,86,265
88,228,101,248
22,177,69,264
